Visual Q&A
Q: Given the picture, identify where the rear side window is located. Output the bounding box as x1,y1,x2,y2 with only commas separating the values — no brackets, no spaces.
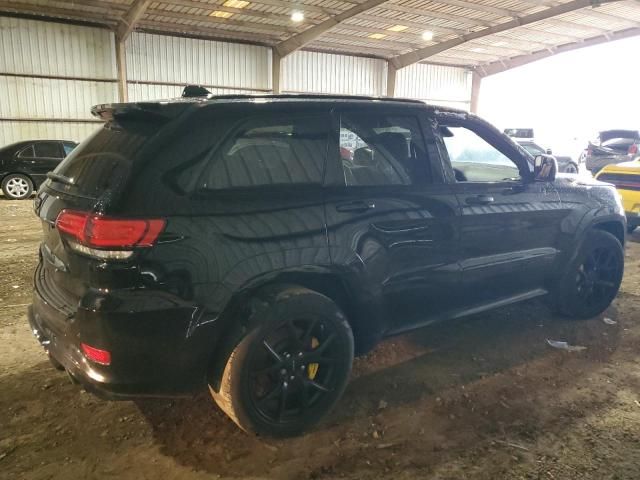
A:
35,142,62,158
18,145,35,158
49,120,157,198
175,113,329,192
63,143,76,156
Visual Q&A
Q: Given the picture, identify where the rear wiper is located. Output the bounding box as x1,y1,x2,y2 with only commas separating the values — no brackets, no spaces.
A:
46,172,74,186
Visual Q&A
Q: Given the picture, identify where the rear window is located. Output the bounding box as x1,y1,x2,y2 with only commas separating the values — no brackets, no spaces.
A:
48,120,157,198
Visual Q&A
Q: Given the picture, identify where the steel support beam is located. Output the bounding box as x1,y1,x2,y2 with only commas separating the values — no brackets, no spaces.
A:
470,71,481,113
478,26,640,76
115,38,128,102
389,0,619,70
272,48,282,93
116,0,152,42
274,0,390,57
386,62,396,97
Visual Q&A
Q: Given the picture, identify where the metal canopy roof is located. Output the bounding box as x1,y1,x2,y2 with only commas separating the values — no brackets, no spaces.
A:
1,0,639,74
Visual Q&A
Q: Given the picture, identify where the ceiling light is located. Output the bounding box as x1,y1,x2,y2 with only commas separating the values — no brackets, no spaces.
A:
210,10,234,18
387,25,408,32
421,30,434,41
223,0,249,8
369,33,387,39
291,11,304,22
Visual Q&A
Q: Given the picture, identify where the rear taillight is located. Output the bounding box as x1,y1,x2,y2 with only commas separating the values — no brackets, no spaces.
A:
628,143,638,155
81,343,111,366
56,210,165,259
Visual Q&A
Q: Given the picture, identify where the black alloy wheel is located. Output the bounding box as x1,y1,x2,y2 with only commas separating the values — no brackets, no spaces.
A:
210,286,354,437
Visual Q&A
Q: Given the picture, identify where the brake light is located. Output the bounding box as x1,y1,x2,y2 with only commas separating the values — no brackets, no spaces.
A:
56,210,165,259
629,143,638,155
81,343,111,366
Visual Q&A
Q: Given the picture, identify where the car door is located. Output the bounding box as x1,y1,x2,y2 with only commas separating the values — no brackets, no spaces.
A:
324,105,459,335
433,112,564,308
32,141,65,175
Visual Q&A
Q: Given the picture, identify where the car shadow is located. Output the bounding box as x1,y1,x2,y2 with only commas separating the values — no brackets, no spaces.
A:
134,299,622,479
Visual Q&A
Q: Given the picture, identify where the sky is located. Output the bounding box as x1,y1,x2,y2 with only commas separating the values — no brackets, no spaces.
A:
477,35,640,159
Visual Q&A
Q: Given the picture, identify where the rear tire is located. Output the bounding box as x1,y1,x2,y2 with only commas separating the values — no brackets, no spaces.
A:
210,286,354,437
554,230,624,319
2,174,33,200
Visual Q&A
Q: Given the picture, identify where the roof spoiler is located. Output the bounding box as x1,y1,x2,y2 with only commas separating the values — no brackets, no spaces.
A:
91,102,191,122
182,85,212,98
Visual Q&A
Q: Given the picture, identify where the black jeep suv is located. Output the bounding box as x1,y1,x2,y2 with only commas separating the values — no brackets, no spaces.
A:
29,93,626,437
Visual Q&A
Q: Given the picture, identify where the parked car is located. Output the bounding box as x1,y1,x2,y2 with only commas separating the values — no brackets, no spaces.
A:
595,158,640,233
503,128,578,174
0,140,78,199
584,129,640,174
29,91,626,437
516,139,579,174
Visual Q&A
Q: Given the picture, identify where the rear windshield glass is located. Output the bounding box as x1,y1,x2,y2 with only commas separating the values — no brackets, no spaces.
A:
48,120,158,198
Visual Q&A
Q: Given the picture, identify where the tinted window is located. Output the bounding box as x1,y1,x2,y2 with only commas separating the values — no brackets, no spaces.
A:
442,126,519,182
18,145,35,158
34,142,62,158
50,120,157,198
63,143,76,156
339,113,430,186
175,114,328,192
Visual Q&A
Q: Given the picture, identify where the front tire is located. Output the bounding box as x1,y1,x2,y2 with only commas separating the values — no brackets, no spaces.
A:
2,174,33,200
210,286,354,437
554,230,624,319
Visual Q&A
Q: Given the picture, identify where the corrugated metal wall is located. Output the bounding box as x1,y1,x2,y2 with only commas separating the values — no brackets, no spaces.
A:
0,16,473,148
126,32,271,102
396,63,472,110
0,16,116,145
282,50,387,96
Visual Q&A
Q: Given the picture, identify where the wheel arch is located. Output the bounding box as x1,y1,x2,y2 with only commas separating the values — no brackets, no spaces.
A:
206,268,382,391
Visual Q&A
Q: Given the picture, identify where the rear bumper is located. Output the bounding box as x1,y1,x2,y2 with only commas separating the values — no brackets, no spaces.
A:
29,279,220,399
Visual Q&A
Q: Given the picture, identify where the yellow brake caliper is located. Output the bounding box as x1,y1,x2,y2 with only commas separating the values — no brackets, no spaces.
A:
307,337,319,380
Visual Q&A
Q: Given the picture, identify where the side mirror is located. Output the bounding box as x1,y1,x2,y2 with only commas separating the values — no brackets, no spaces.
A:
533,154,557,182
546,148,553,155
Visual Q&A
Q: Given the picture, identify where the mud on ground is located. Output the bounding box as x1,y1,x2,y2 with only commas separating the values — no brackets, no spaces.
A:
1,198,639,480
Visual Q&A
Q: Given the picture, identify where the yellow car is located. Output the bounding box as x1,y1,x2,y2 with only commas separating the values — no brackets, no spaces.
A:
596,158,640,233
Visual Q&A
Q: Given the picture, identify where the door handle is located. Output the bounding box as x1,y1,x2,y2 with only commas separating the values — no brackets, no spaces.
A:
335,201,376,213
465,195,495,205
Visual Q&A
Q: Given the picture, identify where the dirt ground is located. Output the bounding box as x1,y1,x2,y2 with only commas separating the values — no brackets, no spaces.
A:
1,198,639,480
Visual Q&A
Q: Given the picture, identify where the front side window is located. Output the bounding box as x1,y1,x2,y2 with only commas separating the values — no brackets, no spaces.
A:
339,113,431,186
176,114,329,192
441,126,520,182
34,142,62,158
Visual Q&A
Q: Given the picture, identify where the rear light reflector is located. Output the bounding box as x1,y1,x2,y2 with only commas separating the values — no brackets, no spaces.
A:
81,343,111,366
629,143,638,155
55,210,165,257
